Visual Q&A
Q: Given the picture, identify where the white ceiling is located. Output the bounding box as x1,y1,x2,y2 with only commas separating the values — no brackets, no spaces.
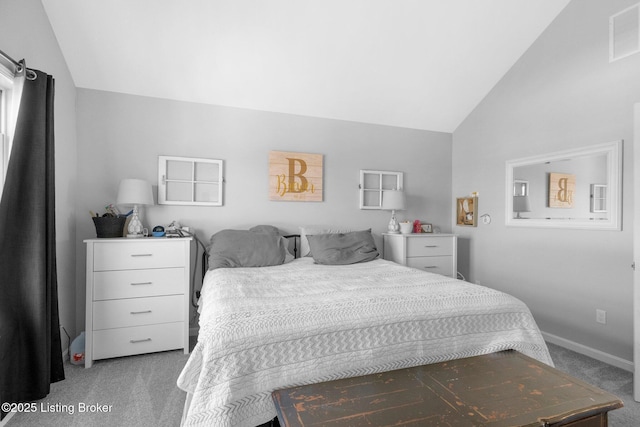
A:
41,0,570,133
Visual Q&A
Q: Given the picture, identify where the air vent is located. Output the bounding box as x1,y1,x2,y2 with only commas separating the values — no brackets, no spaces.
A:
610,3,640,62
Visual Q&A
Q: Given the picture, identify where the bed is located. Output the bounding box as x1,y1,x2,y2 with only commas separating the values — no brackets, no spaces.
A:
177,226,552,427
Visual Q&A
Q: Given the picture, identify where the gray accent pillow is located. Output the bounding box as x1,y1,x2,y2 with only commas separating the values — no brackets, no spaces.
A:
299,226,354,257
208,225,287,270
307,229,379,265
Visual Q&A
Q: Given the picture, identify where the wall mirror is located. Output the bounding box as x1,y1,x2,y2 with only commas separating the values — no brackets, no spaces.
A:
505,140,622,230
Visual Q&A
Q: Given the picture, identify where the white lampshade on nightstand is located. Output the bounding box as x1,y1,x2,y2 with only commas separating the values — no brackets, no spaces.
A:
382,190,405,234
116,179,154,238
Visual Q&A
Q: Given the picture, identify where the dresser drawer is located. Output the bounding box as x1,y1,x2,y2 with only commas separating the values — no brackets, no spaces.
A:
406,256,453,277
93,295,184,330
92,322,184,359
93,268,185,300
93,240,186,271
406,237,453,257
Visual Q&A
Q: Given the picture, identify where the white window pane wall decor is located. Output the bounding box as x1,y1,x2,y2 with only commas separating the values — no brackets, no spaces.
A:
158,156,224,206
359,170,403,209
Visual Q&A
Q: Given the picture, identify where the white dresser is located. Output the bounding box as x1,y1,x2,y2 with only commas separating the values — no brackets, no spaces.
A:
383,233,457,278
84,237,191,368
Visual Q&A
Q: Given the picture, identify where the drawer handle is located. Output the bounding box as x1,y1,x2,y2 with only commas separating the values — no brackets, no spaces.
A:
130,310,152,315
130,282,152,286
424,245,438,248
130,338,152,344
131,254,153,257
424,266,438,269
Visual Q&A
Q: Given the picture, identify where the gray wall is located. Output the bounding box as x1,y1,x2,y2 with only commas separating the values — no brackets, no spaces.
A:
74,89,453,331
0,0,78,350
453,0,640,361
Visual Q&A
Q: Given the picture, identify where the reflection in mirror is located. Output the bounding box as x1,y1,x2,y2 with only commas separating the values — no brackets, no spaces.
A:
514,180,529,196
505,140,622,230
591,184,607,213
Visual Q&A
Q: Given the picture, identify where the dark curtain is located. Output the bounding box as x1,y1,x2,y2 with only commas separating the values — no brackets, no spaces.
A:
0,69,64,420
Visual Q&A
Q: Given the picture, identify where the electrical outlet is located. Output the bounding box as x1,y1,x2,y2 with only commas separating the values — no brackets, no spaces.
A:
596,309,606,324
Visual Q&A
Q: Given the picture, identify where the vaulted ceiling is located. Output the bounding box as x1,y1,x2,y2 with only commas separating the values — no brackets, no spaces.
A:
41,0,570,133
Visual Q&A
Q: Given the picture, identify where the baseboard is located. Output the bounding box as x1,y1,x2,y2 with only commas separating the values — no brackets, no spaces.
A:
542,331,633,372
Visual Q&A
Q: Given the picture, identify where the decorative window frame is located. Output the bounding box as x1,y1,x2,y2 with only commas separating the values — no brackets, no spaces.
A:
359,170,403,209
158,155,224,206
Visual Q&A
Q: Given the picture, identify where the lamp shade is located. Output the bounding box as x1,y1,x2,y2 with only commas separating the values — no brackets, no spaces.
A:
116,179,154,206
382,190,405,211
513,195,531,213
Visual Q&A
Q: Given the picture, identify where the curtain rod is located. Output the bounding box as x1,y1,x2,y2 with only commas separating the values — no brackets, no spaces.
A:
0,48,24,73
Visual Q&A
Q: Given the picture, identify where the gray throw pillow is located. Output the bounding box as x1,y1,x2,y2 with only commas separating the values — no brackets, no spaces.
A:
307,229,379,265
208,225,287,269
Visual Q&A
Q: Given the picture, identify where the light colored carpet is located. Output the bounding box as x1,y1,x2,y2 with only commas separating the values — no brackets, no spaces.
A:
4,341,637,426
4,345,191,427
546,342,638,426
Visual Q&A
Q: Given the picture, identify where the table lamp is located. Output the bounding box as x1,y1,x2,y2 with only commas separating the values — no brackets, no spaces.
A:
513,195,531,219
116,178,154,238
382,190,405,234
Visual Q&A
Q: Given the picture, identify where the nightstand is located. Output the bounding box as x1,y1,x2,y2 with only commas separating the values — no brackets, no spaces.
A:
84,237,192,368
383,233,457,278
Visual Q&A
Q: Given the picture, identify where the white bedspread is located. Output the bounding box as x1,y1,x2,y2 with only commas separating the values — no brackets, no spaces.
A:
177,258,552,427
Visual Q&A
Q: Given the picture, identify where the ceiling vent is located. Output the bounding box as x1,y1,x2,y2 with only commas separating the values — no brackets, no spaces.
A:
610,2,640,62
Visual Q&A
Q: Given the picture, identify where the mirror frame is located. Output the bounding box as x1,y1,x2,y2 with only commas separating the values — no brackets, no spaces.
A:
505,140,622,230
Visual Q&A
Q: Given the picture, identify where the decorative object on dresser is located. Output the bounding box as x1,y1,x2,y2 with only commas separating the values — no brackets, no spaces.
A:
84,237,192,368
92,215,126,238
116,178,154,238
399,221,412,234
383,233,457,277
381,189,405,234
456,196,477,227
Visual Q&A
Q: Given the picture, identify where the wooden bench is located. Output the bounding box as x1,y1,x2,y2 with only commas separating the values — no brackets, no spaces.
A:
272,350,622,427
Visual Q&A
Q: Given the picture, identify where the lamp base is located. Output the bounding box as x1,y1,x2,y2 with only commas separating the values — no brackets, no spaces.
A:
387,210,400,234
126,204,145,238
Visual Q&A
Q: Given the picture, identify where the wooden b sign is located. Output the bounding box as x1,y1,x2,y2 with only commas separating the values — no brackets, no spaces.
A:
549,173,575,208
269,151,323,202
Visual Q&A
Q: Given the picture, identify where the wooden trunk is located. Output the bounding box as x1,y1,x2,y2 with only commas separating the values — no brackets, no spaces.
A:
272,350,622,427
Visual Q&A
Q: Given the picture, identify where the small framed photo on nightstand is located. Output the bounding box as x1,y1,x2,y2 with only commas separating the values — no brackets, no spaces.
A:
421,223,433,233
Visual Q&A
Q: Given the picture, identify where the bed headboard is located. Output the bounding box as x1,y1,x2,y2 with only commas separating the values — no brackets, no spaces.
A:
201,234,300,280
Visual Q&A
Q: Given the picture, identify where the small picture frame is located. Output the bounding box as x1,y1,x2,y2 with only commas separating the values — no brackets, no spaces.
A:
456,196,478,227
421,223,433,233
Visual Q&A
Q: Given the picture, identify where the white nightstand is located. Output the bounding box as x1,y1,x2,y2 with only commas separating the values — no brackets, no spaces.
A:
84,237,192,368
383,233,457,278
